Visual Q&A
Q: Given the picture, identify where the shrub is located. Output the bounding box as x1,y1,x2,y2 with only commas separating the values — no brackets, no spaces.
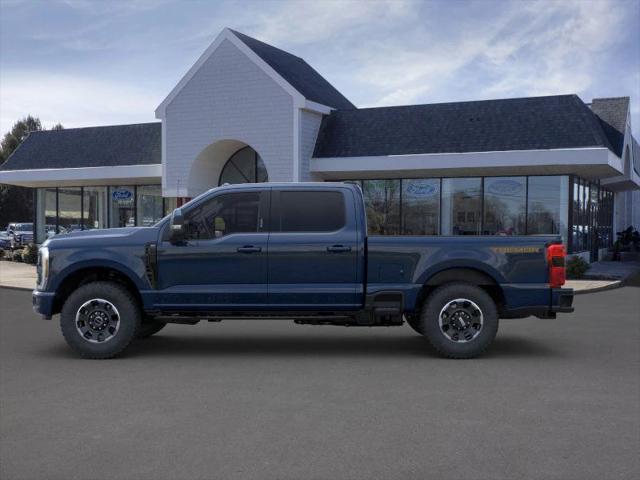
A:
566,256,589,279
12,250,24,262
22,243,38,265
0,249,4,259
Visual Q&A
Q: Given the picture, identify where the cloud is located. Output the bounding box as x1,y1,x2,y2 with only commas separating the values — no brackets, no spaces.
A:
249,0,412,46
347,0,628,107
0,72,159,133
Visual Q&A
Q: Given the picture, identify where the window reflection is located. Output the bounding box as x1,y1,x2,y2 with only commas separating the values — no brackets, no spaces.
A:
527,176,569,244
402,179,439,235
483,177,526,235
83,187,107,230
362,180,400,234
136,185,163,226
57,188,82,234
441,178,481,235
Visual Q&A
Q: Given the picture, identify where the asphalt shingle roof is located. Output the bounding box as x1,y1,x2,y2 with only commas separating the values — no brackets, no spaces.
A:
590,97,629,157
230,29,355,110
0,122,161,171
313,94,617,158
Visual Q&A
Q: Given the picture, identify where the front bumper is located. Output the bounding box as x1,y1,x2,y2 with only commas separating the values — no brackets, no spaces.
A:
32,290,55,319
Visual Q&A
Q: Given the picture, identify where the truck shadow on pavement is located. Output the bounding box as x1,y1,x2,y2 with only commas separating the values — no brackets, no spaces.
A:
44,333,559,360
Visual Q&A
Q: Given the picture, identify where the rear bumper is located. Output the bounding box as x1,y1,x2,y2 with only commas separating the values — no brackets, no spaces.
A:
32,290,55,319
550,288,574,313
501,285,574,319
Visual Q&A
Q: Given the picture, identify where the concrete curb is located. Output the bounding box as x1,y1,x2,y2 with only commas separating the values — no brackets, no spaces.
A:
0,285,33,292
572,280,623,295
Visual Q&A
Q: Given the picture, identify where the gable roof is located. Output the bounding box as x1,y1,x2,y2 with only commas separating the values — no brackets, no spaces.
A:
313,94,616,158
0,122,161,171
156,28,355,116
229,30,355,110
590,97,629,157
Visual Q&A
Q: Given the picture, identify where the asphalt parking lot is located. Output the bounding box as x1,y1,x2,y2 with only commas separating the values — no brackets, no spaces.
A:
1,285,639,480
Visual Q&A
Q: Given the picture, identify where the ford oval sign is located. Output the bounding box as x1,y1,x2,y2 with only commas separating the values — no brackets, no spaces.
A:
488,179,523,196
112,189,133,201
406,181,438,197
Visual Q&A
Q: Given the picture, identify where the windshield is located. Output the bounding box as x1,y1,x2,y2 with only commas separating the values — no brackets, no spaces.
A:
13,224,33,231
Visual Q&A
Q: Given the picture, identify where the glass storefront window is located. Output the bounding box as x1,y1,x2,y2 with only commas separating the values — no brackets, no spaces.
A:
35,188,57,243
83,187,107,230
402,179,440,235
164,197,177,217
57,188,82,234
527,176,569,244
441,178,481,235
109,186,136,228
483,177,526,235
136,185,163,226
218,147,269,185
362,180,400,235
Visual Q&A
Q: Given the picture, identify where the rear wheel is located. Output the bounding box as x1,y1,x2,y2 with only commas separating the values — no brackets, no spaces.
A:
60,281,141,359
419,283,498,359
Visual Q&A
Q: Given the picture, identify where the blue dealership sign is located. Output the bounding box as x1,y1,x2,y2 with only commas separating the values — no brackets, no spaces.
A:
487,179,523,196
112,188,133,201
406,181,438,197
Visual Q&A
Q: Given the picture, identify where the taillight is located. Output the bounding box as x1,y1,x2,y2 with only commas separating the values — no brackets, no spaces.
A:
547,243,566,288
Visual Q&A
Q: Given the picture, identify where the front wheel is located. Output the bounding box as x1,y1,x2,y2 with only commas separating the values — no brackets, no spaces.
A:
419,283,498,359
60,281,141,359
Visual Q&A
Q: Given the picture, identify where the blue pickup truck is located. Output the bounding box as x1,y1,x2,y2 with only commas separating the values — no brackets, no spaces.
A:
33,182,573,359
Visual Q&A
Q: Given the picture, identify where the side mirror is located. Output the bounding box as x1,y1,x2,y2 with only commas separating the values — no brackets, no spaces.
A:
169,208,185,244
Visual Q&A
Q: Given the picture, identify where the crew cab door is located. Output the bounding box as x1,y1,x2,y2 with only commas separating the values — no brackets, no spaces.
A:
267,187,361,309
155,189,270,310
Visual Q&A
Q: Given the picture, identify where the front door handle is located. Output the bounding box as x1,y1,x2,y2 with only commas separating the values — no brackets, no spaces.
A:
237,245,262,253
327,245,352,253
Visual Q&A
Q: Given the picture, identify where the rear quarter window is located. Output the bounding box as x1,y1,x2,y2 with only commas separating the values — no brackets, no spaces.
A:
279,191,345,232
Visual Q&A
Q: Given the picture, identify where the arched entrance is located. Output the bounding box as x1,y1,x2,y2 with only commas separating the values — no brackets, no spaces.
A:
187,140,269,197
219,146,268,185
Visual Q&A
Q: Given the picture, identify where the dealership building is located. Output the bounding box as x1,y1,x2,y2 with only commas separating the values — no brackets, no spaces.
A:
1,28,638,261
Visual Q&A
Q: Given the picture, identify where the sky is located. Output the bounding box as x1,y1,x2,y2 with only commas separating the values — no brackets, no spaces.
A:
1,0,639,137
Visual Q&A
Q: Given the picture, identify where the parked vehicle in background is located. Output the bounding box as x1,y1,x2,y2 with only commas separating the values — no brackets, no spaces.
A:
0,231,11,249
33,183,574,360
6,223,34,249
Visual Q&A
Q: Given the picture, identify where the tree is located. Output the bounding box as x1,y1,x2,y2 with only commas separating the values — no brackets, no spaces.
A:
0,116,62,229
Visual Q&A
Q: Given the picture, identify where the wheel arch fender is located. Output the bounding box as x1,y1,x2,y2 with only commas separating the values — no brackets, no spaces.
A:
50,259,146,292
417,260,505,286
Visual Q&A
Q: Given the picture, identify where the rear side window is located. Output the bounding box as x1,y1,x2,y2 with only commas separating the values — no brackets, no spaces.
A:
279,191,345,232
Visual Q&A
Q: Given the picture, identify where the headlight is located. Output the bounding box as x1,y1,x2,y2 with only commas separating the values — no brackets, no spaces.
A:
38,246,49,290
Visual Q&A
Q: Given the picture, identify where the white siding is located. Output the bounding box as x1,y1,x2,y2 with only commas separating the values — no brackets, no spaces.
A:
299,110,324,181
163,39,294,196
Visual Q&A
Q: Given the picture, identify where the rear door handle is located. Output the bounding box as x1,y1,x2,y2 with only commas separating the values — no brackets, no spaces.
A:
237,245,262,253
327,245,352,253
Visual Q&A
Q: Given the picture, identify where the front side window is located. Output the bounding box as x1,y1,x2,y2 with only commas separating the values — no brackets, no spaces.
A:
279,191,345,232
185,192,261,240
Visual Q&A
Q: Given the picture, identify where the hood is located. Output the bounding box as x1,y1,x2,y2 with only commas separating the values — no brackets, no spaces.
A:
44,226,160,249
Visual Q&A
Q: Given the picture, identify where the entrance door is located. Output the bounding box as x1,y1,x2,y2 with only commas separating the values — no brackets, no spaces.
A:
155,189,270,310
267,187,360,309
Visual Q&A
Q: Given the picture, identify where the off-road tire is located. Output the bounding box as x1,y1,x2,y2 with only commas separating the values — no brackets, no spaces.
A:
420,282,499,359
60,281,141,359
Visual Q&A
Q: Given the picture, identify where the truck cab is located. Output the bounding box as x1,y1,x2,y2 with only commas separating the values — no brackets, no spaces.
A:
33,183,573,359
